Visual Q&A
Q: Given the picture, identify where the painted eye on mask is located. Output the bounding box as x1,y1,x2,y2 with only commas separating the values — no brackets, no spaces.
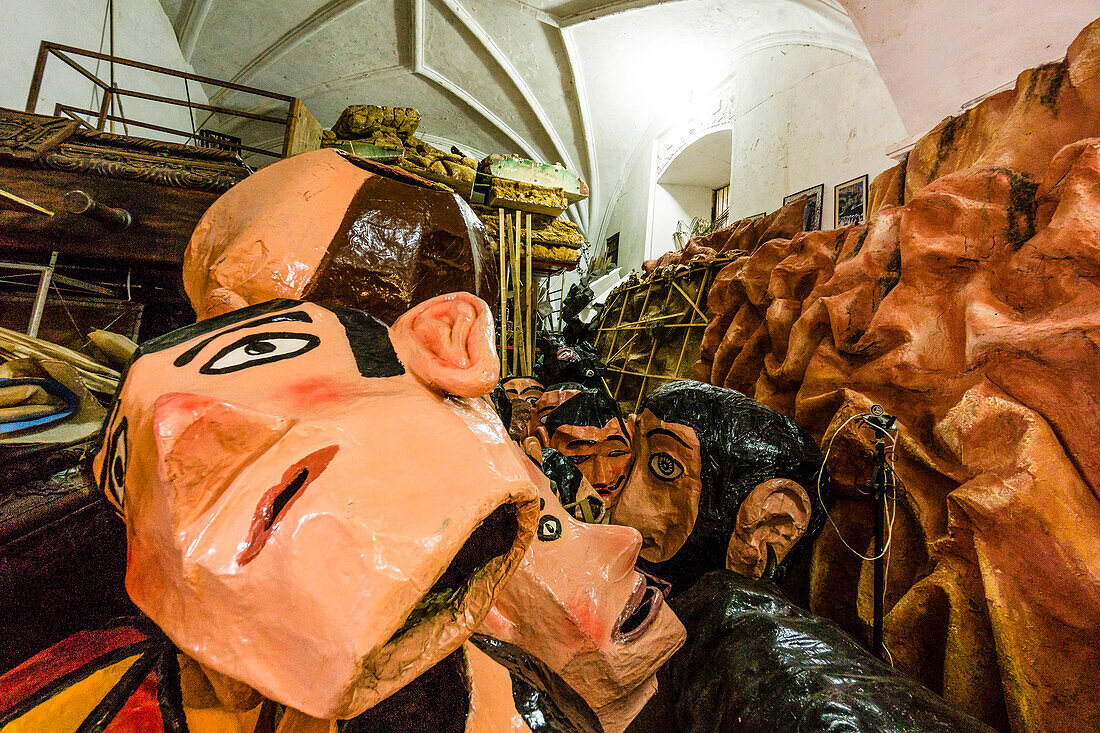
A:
648,452,684,481
102,416,128,509
538,514,562,541
200,332,321,375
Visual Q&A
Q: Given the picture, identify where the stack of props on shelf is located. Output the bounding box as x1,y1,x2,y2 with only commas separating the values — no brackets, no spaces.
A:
534,332,607,391
183,148,497,326
0,326,136,445
610,380,995,732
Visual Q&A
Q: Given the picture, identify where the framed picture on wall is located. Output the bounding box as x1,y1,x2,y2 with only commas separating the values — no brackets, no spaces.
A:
747,212,766,221
784,184,824,231
835,174,869,227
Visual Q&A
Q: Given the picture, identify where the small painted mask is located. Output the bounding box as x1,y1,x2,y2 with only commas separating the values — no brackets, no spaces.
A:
538,389,632,512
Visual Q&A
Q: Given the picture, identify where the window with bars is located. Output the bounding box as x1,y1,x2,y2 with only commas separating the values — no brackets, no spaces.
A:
712,185,730,222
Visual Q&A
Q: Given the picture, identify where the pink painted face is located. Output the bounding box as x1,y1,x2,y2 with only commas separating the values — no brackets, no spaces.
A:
481,450,686,733
93,294,539,720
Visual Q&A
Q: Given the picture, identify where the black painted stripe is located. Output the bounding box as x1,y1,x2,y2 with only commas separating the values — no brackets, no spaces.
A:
74,649,160,733
154,650,188,733
0,639,159,726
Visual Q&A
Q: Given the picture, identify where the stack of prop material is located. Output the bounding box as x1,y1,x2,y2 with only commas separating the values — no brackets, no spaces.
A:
321,105,478,194
0,327,134,445
476,207,585,263
477,155,589,265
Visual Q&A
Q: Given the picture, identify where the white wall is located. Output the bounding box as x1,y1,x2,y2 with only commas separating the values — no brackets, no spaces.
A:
840,0,1100,137
651,183,717,256
726,45,904,231
1,0,206,141
602,41,905,269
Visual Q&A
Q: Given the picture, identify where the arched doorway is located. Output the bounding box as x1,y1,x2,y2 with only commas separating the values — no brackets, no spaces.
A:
648,129,732,260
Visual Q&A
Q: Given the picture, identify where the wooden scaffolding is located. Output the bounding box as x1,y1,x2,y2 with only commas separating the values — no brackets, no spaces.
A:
594,258,725,413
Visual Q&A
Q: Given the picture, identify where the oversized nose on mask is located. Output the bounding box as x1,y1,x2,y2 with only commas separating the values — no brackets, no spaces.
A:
591,522,643,583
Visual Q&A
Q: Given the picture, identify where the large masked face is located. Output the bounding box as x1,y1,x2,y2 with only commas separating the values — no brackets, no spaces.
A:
93,294,539,720
612,410,703,563
481,450,686,733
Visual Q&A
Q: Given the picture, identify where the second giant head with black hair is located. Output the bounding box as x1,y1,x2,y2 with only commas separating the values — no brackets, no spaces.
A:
612,380,829,595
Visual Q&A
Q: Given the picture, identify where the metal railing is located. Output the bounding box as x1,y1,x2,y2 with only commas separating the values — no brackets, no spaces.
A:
25,41,297,160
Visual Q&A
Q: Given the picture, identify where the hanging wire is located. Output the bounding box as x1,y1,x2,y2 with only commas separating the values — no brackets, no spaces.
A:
87,0,112,115
183,77,198,138
814,411,899,562
815,409,901,668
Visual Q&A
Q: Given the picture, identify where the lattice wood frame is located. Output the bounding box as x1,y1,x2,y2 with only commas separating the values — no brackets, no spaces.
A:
595,258,729,413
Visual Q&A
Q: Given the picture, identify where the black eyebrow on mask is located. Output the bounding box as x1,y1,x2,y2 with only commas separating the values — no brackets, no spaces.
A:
172,311,313,367
645,427,692,449
519,386,542,395
138,298,306,357
606,434,629,445
565,438,597,448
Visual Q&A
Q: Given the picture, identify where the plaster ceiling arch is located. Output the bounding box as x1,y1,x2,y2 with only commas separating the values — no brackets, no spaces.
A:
591,25,873,248
657,128,731,188
160,0,868,245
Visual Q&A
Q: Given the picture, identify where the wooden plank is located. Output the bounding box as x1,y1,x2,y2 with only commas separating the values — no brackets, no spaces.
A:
283,99,323,157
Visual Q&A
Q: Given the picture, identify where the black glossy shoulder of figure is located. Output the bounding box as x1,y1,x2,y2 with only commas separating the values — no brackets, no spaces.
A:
665,570,996,733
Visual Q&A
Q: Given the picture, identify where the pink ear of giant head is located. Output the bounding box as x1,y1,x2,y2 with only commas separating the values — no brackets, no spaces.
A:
391,292,499,397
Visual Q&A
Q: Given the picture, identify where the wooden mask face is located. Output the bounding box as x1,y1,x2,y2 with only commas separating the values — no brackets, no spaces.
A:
94,295,539,719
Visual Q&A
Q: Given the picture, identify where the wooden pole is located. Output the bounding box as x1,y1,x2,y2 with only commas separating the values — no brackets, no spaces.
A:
525,212,533,375
498,208,507,376
511,210,522,376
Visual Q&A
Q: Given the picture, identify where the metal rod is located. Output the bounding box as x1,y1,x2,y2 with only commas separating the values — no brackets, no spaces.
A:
27,252,58,338
53,106,279,157
45,49,111,92
872,438,886,661
25,42,51,112
54,105,96,129
110,87,286,124
108,0,115,133
96,89,113,131
40,42,296,102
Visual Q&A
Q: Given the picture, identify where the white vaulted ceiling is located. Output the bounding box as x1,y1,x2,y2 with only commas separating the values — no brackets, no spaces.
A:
160,0,864,241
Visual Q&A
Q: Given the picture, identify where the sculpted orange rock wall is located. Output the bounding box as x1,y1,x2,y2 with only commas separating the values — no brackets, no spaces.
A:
689,19,1100,733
